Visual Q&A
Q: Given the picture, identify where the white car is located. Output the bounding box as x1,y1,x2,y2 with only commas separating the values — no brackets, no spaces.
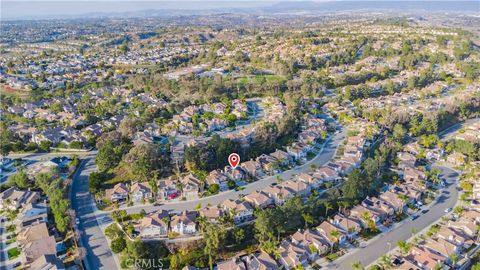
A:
444,208,452,213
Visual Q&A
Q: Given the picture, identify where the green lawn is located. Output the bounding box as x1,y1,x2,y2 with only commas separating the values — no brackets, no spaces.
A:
237,74,285,86
7,247,20,259
6,237,16,245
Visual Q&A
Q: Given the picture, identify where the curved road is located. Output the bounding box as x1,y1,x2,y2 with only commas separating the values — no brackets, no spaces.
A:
121,128,346,214
70,125,346,269
331,164,460,269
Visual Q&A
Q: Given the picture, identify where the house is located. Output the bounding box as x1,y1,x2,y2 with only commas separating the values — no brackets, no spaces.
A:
448,219,478,238
15,202,48,227
380,191,407,213
240,160,265,178
158,178,178,200
137,210,169,238
221,199,254,225
256,154,279,173
315,167,338,182
406,246,447,270
105,183,129,202
316,221,347,246
286,145,306,160
270,149,292,166
331,214,362,238
20,235,57,265
199,206,224,223
224,166,247,182
436,227,473,248
362,197,395,217
446,152,467,166
397,152,417,169
181,174,203,199
244,251,280,270
396,183,423,203
349,205,383,227
278,240,312,270
262,185,295,205
282,180,311,198
16,222,50,247
130,182,153,202
206,170,229,191
297,172,322,189
30,254,65,270
0,187,40,210
244,191,273,209
424,238,459,257
216,258,246,270
291,229,330,255
170,211,197,235
391,256,421,270
403,167,426,182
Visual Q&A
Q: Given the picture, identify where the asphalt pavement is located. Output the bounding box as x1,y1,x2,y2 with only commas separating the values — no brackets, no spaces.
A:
70,158,118,270
331,164,459,269
121,128,346,215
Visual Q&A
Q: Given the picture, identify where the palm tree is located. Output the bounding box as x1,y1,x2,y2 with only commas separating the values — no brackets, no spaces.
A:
338,200,349,214
302,213,314,228
324,201,333,217
397,240,411,256
351,261,364,270
361,211,376,232
379,255,392,269
330,229,340,252
449,254,458,267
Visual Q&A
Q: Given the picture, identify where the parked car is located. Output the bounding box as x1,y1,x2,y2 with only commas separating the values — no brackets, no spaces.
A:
411,215,419,220
444,208,452,213
168,192,178,200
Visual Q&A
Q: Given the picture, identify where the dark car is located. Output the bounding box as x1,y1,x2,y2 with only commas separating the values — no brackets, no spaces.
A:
421,209,429,214
411,215,419,220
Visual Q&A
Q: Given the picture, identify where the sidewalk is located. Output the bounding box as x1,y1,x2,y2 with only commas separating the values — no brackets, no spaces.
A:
101,130,342,214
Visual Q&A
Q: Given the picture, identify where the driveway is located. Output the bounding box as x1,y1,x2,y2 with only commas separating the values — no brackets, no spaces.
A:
330,164,459,269
120,128,347,215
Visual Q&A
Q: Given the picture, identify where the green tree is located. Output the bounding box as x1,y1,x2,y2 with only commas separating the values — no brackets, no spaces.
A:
202,222,226,270
111,237,126,253
397,240,411,255
7,167,29,188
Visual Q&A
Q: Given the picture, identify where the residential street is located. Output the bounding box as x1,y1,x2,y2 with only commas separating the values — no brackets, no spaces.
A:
70,158,118,270
330,164,459,269
118,128,347,215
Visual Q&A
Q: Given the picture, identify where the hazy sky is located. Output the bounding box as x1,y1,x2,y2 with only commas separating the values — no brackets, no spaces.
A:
2,0,478,20
1,1,277,19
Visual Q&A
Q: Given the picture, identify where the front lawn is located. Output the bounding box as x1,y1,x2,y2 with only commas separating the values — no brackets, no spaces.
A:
7,247,20,259
325,253,338,262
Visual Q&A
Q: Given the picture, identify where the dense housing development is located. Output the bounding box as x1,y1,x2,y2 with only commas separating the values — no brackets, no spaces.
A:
1,2,479,270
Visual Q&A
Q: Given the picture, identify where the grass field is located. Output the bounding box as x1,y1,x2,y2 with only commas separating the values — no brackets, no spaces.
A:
0,85,30,98
237,74,285,85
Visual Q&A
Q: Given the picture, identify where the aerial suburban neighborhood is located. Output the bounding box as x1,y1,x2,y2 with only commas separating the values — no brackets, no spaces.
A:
0,1,479,270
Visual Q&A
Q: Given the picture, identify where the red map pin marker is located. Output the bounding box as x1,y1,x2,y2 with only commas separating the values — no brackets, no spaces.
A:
228,153,240,168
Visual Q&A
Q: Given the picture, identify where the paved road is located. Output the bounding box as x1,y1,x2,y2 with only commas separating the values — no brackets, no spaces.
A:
331,164,459,270
438,117,479,140
70,158,117,270
121,128,347,215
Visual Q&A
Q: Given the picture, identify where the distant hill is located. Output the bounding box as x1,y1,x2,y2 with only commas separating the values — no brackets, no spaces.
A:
265,1,479,13
2,0,478,20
